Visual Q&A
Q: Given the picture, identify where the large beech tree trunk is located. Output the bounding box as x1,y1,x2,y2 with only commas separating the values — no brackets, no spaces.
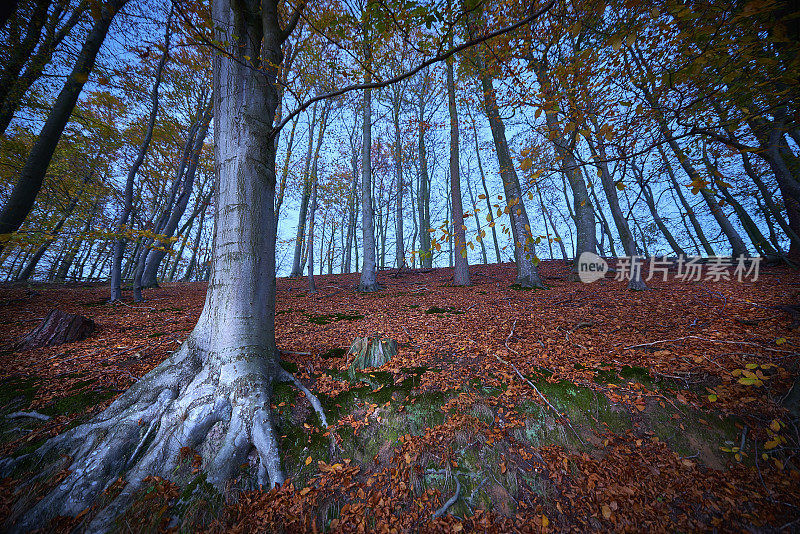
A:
6,2,328,531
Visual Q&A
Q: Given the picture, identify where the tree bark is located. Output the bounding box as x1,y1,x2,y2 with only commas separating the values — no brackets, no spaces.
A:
478,71,543,287
446,48,469,285
358,15,378,292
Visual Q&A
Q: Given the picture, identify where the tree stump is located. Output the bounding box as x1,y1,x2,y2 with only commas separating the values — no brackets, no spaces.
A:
17,309,95,350
348,335,397,374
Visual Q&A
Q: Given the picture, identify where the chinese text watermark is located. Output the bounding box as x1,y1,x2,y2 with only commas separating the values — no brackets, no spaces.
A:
577,252,761,284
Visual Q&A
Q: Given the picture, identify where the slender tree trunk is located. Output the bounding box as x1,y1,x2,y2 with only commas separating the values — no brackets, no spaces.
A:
290,103,317,277
275,112,299,225
139,97,213,293
660,135,749,257
584,133,646,287
0,0,87,137
657,145,715,255
632,165,687,257
469,109,501,263
17,174,88,281
358,18,378,292
446,47,469,285
478,71,543,287
466,167,488,264
0,0,128,253
307,180,317,293
110,13,170,301
392,88,406,269
532,61,596,261
182,205,207,282
702,151,775,255
55,199,98,282
417,84,432,268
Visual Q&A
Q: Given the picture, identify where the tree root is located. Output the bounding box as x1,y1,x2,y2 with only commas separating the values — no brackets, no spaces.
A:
432,475,461,519
3,337,331,533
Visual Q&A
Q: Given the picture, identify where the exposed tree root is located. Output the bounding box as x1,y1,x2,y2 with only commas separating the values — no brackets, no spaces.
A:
2,336,330,533
431,474,461,519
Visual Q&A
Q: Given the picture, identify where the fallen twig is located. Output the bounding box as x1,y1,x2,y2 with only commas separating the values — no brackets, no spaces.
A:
497,319,585,445
624,336,796,354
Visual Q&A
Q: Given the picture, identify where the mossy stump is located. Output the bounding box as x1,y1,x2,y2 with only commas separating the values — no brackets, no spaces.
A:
348,335,397,374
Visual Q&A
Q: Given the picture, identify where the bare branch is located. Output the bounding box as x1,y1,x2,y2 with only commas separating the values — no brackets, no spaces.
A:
270,0,557,137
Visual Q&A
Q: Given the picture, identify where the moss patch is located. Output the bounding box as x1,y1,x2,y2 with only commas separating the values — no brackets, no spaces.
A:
425,306,463,315
305,312,364,325
40,389,118,417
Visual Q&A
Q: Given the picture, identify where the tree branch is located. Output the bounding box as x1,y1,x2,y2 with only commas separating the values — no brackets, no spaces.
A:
270,0,556,137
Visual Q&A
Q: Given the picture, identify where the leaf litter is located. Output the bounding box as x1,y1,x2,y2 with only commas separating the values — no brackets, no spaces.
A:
0,261,798,531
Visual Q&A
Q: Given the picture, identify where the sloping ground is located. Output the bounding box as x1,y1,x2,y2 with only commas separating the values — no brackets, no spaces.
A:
0,260,798,532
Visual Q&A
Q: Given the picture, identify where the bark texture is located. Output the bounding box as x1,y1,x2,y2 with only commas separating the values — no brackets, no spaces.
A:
4,3,327,532
16,309,95,350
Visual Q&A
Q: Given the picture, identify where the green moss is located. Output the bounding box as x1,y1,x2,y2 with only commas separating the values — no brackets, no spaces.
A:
425,306,463,315
0,375,39,409
69,378,98,390
320,347,346,359
40,389,118,417
147,331,168,338
305,311,365,325
174,473,223,528
279,360,299,373
157,306,184,313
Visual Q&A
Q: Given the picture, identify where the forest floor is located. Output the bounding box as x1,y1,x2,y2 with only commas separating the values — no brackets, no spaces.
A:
0,260,799,532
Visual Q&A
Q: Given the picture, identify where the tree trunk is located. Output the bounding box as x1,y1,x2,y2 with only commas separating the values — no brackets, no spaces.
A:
139,97,213,292
392,87,406,269
584,133,646,288
446,47,469,285
478,71,543,287
110,12,170,301
468,108,501,263
307,180,317,293
17,173,89,281
0,0,128,253
657,145,715,256
16,309,95,350
661,135,749,257
632,164,687,257
0,0,87,137
416,81,432,268
8,4,328,531
466,166,488,264
290,102,317,277
532,61,597,261
358,18,378,292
